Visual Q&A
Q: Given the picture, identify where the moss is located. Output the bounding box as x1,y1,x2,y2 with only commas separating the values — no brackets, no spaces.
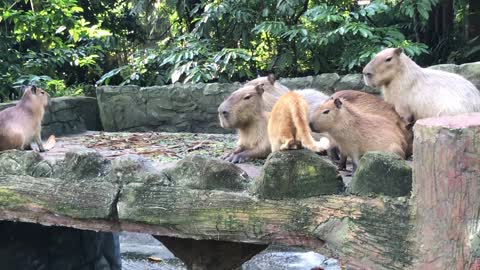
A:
285,205,312,232
0,188,30,208
255,150,344,199
350,151,412,197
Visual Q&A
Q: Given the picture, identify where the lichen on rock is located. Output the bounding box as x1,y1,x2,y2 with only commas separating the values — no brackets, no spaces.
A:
349,151,412,197
163,155,251,191
254,149,344,199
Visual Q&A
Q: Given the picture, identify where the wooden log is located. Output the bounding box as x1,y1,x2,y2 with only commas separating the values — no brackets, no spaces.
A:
0,175,119,232
118,184,413,270
412,113,480,270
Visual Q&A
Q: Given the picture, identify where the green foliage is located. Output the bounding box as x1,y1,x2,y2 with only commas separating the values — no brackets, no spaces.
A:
0,0,112,100
0,0,475,98
97,0,433,86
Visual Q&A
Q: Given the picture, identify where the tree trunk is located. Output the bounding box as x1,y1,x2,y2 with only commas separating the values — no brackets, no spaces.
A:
412,113,480,270
422,0,454,62
469,0,480,39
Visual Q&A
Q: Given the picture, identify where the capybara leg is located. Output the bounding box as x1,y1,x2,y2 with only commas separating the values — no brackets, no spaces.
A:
337,153,348,171
34,132,46,152
222,146,244,160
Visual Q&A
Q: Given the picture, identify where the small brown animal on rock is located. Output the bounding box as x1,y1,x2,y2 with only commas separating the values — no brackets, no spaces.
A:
268,92,329,153
0,85,50,152
329,90,412,169
311,97,407,172
218,84,271,163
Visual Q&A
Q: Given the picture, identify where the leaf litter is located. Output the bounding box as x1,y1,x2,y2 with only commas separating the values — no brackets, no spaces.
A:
76,132,238,163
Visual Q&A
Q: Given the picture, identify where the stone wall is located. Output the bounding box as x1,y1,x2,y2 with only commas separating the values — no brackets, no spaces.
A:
0,96,102,137
97,61,480,133
2,62,479,135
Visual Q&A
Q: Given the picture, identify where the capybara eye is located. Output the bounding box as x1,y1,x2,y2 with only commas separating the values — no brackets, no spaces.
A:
386,57,392,62
244,95,251,100
322,109,330,114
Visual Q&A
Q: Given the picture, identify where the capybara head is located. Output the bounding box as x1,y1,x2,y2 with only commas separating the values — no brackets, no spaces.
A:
243,74,278,91
363,48,403,88
310,98,344,133
21,85,50,108
218,84,265,129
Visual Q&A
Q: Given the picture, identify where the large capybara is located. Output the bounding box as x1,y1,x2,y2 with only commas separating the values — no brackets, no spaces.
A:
363,48,480,122
311,97,407,172
0,86,50,152
329,90,413,169
218,75,330,163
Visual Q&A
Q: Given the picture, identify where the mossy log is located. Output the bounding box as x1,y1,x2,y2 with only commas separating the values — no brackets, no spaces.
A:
118,185,413,269
412,113,480,270
0,175,119,232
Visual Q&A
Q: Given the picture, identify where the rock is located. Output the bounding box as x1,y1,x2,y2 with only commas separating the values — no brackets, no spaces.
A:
163,155,250,191
254,150,343,199
279,76,314,90
428,62,480,90
429,63,460,74
55,150,110,181
96,85,148,132
334,74,365,91
109,155,172,186
362,85,381,95
42,96,102,137
0,150,43,176
311,73,340,94
349,151,412,197
97,83,237,133
458,62,480,90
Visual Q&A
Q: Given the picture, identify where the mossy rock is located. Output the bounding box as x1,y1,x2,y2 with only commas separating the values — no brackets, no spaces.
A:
163,155,250,191
254,149,343,199
349,151,412,197
0,150,44,176
109,154,172,186
54,150,110,181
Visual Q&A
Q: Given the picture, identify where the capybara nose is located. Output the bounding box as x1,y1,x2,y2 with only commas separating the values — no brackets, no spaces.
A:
309,121,315,131
221,110,229,117
363,72,373,78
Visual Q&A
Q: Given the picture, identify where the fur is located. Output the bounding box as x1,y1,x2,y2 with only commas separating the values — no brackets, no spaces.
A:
331,90,413,159
363,48,480,120
0,86,50,151
268,92,329,152
217,74,330,163
311,97,407,171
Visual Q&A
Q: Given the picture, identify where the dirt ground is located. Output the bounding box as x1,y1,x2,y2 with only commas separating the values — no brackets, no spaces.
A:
39,131,353,181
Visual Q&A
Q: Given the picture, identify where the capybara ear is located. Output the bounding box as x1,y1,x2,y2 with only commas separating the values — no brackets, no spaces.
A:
255,84,265,96
20,85,28,96
31,85,37,94
394,48,403,55
334,98,343,109
267,74,276,85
